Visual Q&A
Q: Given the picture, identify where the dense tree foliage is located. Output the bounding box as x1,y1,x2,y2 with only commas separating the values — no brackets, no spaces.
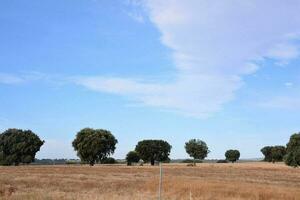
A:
126,151,140,166
270,146,286,163
101,157,116,164
261,146,273,162
135,140,171,165
0,129,44,166
261,146,286,163
72,128,118,166
185,139,209,165
285,133,300,167
225,149,240,163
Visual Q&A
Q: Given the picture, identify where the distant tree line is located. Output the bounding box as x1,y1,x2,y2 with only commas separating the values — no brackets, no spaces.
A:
0,128,299,167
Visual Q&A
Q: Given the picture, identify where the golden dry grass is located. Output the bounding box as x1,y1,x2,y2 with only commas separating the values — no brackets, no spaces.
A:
0,162,299,200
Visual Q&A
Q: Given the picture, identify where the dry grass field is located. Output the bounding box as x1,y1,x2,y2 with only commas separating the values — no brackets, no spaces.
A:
0,162,299,200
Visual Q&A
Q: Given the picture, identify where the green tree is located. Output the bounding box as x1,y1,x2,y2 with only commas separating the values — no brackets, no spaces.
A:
126,151,140,166
135,140,171,165
270,146,286,163
225,149,240,163
261,146,286,163
285,133,300,167
261,146,273,162
0,128,44,166
72,128,118,166
185,139,209,165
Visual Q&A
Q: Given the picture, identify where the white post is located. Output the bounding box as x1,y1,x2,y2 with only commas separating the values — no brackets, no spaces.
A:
158,162,162,200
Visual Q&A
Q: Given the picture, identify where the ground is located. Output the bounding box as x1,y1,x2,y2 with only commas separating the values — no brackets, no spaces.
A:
0,162,299,200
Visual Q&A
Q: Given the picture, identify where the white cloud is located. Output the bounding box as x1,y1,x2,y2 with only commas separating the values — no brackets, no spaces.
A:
4,1,300,118
75,0,300,117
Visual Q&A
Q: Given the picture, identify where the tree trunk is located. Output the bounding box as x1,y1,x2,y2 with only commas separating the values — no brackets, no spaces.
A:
151,159,155,166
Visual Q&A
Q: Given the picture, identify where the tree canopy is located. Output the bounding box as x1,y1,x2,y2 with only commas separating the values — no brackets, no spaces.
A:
185,139,209,165
0,128,44,166
72,128,118,166
285,133,300,167
135,140,171,165
225,149,240,163
126,151,140,165
261,145,286,163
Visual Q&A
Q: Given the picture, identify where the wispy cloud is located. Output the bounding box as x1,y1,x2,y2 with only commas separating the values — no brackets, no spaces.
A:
3,1,300,118
74,0,300,117
0,73,25,85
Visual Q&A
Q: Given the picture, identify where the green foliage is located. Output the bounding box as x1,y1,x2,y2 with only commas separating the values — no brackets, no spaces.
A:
185,139,209,163
135,140,171,165
0,128,44,166
225,149,240,163
126,151,140,166
216,159,228,163
101,157,116,164
270,146,286,162
261,146,286,163
261,146,273,162
181,159,203,163
72,128,118,166
285,133,300,167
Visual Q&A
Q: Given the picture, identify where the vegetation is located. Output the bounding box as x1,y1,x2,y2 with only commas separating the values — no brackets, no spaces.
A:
185,139,209,165
0,129,44,166
225,149,240,163
285,133,300,167
1,163,299,199
101,157,117,164
135,140,171,165
216,159,228,163
72,128,118,166
126,151,140,165
261,145,286,163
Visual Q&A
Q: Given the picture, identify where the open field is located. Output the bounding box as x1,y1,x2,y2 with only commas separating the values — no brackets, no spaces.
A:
0,162,299,200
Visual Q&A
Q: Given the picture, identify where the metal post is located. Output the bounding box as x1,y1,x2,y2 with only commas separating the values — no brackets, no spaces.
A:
158,162,162,200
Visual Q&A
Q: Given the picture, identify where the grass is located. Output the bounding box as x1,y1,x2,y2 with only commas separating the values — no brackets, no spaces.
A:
0,162,299,199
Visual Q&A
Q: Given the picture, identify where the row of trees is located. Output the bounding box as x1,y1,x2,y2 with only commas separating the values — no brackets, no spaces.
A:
0,128,299,167
260,133,300,167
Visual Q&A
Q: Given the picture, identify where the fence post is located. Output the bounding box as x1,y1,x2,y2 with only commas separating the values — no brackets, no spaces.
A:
158,162,162,200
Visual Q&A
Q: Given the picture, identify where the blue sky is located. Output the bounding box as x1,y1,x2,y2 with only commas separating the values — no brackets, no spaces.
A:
0,0,300,159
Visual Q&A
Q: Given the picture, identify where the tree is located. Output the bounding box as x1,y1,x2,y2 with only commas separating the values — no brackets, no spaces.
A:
185,139,209,165
0,128,44,166
72,128,118,166
225,149,240,163
261,146,273,162
126,151,140,166
270,146,286,163
285,133,300,167
135,140,171,165
261,146,286,163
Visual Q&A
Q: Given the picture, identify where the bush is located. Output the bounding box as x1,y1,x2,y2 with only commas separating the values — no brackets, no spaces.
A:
101,157,116,164
217,159,228,163
182,159,203,163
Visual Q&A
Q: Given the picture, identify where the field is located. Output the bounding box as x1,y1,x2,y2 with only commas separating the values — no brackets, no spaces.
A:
0,162,299,200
